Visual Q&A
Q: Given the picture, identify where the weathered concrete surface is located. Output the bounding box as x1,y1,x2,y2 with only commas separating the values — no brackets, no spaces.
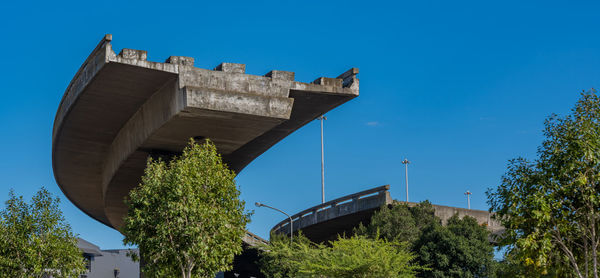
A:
243,231,268,247
425,203,504,236
271,186,504,243
52,34,359,230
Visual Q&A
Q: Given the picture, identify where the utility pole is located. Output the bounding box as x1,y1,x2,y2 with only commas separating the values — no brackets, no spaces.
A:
465,190,472,209
401,159,410,202
318,115,327,204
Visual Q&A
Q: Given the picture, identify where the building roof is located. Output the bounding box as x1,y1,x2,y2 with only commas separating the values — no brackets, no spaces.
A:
77,237,102,256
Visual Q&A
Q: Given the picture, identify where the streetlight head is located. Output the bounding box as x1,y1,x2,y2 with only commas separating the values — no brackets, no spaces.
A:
255,202,263,207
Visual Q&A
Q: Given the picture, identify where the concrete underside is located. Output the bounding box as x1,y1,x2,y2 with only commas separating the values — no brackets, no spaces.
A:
52,35,359,230
297,208,380,243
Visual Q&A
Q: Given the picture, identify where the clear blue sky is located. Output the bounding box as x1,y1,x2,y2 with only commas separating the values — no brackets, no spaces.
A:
1,0,599,249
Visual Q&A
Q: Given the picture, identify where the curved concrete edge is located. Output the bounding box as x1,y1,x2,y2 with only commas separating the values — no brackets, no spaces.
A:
271,185,392,237
51,36,114,225
53,35,112,142
52,34,360,229
52,35,181,226
100,79,182,196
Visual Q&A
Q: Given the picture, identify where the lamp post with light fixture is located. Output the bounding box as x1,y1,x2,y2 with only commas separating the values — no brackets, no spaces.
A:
401,159,410,202
255,202,293,243
465,190,472,209
318,115,327,204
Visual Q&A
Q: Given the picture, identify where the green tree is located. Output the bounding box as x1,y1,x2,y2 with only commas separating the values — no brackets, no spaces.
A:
493,251,571,278
356,201,495,277
259,233,421,278
413,215,495,278
355,201,438,245
258,232,313,278
487,91,600,278
0,188,86,278
122,139,251,278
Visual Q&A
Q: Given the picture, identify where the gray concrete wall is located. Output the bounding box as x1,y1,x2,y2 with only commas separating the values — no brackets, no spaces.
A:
85,249,139,278
429,203,504,234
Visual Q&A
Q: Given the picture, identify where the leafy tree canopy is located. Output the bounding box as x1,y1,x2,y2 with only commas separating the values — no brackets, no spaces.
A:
122,139,251,278
355,201,495,278
0,188,86,278
488,91,600,278
258,232,313,278
354,201,438,244
259,232,422,278
414,215,495,278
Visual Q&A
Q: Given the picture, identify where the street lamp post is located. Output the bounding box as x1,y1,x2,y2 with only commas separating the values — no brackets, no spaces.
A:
465,191,472,209
318,115,327,204
401,159,410,202
255,202,293,243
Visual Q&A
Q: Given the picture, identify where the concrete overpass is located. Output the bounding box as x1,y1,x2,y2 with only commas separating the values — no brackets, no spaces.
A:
52,34,359,231
271,185,504,243
271,185,392,243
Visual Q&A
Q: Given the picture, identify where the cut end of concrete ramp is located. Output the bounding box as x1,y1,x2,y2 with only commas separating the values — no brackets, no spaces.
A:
52,34,359,230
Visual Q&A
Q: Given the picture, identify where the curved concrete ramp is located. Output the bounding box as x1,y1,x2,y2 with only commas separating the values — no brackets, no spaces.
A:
52,34,359,229
271,185,392,243
271,186,504,243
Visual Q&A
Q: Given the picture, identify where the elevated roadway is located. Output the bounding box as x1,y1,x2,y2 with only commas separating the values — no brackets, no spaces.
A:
271,185,504,243
52,34,359,230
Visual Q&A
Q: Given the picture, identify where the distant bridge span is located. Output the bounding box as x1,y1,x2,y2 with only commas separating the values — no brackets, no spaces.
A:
271,185,504,243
